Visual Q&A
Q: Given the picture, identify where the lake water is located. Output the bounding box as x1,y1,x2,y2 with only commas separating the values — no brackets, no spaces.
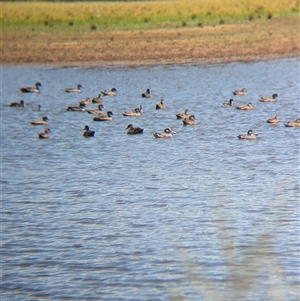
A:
1,58,299,301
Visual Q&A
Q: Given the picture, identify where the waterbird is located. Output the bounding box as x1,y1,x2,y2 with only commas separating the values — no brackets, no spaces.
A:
9,100,25,107
235,102,254,110
155,99,166,110
93,111,114,121
101,87,117,96
260,93,279,102
126,124,144,135
83,125,95,137
153,127,176,138
237,129,256,140
38,128,51,139
20,82,42,93
141,88,151,98
232,88,247,96
30,116,49,125
64,84,82,93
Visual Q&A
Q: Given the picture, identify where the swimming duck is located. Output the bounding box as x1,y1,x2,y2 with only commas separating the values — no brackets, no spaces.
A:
9,100,26,107
86,104,105,115
93,111,114,121
183,115,196,126
141,88,151,98
267,115,280,124
176,109,189,119
38,128,51,139
232,88,247,96
66,102,86,111
222,99,234,107
30,116,49,125
285,118,300,127
235,102,254,110
79,97,93,106
64,84,82,93
20,82,42,93
237,129,256,140
92,94,104,103
101,87,117,96
83,125,95,137
122,106,143,117
126,124,144,135
155,99,166,110
153,127,176,138
260,93,279,102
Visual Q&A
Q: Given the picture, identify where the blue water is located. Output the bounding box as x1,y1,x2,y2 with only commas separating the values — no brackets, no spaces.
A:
1,58,299,301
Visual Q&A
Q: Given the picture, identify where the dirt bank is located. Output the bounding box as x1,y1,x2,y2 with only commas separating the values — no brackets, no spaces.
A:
1,17,299,66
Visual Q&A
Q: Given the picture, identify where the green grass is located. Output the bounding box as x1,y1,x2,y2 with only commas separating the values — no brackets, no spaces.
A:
1,0,299,32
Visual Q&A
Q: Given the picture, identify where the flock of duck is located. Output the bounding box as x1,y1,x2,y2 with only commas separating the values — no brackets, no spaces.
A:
8,82,300,140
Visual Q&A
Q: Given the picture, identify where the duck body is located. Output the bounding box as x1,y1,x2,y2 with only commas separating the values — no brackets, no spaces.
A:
38,128,51,139
176,109,189,119
155,99,166,110
65,84,82,93
153,127,175,138
260,93,279,102
141,88,151,98
92,94,104,103
222,99,234,107
183,115,196,126
93,111,114,121
86,104,105,115
122,106,142,117
79,97,92,106
20,82,42,93
126,124,144,135
267,115,280,124
238,129,256,140
9,100,25,107
30,116,49,125
66,102,86,111
83,125,95,137
232,88,247,96
285,119,300,127
101,87,117,96
235,102,254,110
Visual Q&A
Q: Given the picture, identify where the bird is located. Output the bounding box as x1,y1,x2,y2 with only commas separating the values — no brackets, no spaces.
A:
176,109,189,119
235,102,254,110
260,93,279,102
93,111,114,121
38,128,51,139
222,99,234,107
122,106,143,117
232,88,247,96
141,88,151,98
183,115,196,126
91,94,104,103
82,125,95,137
9,100,26,107
79,97,93,106
30,116,49,125
64,84,82,93
267,115,280,124
155,99,166,109
86,104,105,115
66,102,86,111
285,118,300,127
237,129,256,140
126,124,144,134
101,87,117,96
153,127,176,138
20,82,42,93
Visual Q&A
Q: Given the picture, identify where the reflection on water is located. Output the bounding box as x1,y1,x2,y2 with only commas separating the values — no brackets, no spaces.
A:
1,58,299,301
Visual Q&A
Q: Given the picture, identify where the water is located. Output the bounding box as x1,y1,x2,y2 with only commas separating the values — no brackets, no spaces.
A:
1,58,299,301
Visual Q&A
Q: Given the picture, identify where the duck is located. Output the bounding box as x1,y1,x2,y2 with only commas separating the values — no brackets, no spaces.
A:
93,111,114,121
86,104,105,115
122,106,143,117
66,102,86,111
285,118,300,127
155,99,166,110
183,115,196,126
20,82,42,93
260,93,279,102
30,116,49,125
64,84,82,93
79,97,93,106
141,88,151,98
9,100,26,107
235,102,254,110
83,125,95,137
237,129,256,140
126,124,144,135
38,128,51,139
101,87,117,96
153,127,176,138
232,88,247,96
176,109,189,119
222,99,234,107
92,94,104,103
267,115,280,124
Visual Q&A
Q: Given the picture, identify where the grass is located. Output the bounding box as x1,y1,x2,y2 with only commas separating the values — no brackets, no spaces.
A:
1,0,299,32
